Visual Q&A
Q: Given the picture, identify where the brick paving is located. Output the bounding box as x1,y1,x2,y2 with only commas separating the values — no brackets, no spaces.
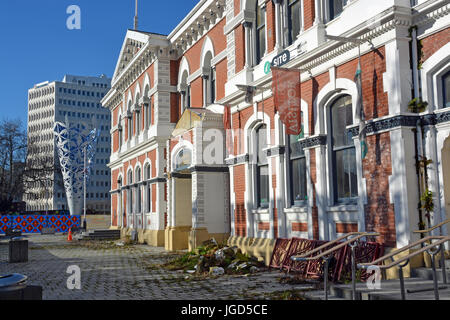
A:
0,234,312,300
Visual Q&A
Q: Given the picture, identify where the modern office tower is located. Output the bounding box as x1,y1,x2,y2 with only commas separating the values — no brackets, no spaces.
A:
25,74,112,214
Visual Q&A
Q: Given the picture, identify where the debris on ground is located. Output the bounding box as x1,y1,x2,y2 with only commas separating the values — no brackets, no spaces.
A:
162,238,266,276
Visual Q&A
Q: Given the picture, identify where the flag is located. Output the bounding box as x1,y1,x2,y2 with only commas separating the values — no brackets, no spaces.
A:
355,60,368,160
271,67,302,135
223,105,233,156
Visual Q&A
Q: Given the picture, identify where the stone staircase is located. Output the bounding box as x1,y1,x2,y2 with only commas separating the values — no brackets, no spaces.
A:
77,229,121,241
304,260,450,300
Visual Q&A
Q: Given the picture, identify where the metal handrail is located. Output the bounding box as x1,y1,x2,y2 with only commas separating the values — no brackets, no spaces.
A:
358,236,450,300
413,219,450,235
290,232,380,300
359,236,445,267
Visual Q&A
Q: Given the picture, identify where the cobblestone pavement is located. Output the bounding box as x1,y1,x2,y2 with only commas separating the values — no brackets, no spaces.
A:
0,234,313,300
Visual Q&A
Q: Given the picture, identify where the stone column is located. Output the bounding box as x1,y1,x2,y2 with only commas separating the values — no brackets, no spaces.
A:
273,0,283,50
314,0,323,25
242,21,253,68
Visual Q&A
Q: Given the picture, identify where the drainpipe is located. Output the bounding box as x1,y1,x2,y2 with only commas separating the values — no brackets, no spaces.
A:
411,27,428,233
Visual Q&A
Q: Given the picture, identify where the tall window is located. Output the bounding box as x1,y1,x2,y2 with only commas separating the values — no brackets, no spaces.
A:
256,4,266,64
287,0,302,45
210,67,216,104
118,122,123,149
329,95,358,203
135,109,140,135
289,112,307,206
135,168,141,213
329,0,345,21
443,70,450,108
145,101,151,128
127,171,133,215
186,85,191,108
256,124,269,208
145,164,151,213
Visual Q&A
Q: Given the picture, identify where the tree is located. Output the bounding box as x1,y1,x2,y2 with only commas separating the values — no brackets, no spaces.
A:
0,118,63,213
0,119,27,212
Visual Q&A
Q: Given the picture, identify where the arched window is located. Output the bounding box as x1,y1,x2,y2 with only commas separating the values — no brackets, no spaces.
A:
287,0,302,45
443,70,450,108
329,95,358,203
255,4,266,64
289,111,307,206
255,124,269,208
175,148,192,171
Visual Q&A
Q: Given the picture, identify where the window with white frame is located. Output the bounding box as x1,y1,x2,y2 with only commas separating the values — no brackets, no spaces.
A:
328,0,345,21
145,164,151,213
255,4,266,65
135,167,141,213
443,70,450,108
255,124,269,208
210,67,216,104
328,95,358,203
289,111,307,206
127,170,133,215
286,0,302,46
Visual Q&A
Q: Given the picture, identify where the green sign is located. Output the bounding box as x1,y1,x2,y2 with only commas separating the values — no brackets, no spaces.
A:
264,61,271,74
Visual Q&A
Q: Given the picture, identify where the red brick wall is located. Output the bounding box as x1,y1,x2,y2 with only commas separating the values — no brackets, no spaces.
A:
215,58,228,101
170,92,179,123
235,25,245,73
234,0,240,16
303,0,315,30
266,1,276,53
191,77,203,108
336,223,358,234
363,132,396,247
336,47,388,119
309,149,319,240
258,222,270,231
421,27,450,63
292,222,308,233
234,165,247,237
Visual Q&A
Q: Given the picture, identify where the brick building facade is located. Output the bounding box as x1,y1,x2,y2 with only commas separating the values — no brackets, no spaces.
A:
102,0,450,251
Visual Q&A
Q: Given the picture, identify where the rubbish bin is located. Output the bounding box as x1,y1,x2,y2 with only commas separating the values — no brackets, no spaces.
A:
9,237,28,263
0,274,42,300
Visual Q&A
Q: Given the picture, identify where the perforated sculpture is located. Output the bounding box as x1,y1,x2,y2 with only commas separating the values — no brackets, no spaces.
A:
53,121,99,216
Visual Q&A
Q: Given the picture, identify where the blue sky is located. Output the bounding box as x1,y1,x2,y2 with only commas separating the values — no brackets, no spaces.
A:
0,0,198,125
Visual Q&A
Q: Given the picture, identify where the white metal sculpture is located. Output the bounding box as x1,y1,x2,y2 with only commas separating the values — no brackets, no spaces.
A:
53,121,99,216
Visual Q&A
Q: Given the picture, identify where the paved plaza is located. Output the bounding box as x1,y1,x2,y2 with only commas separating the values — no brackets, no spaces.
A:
0,234,312,300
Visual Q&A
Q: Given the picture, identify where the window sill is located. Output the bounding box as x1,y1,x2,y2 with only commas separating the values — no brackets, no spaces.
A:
252,208,269,214
327,204,358,212
284,206,307,213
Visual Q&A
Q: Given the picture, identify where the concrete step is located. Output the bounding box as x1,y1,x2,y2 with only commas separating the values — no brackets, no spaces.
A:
411,267,450,282
304,277,450,300
78,229,121,241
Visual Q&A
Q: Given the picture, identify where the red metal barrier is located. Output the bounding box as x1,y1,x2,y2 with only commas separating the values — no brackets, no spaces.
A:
270,237,384,282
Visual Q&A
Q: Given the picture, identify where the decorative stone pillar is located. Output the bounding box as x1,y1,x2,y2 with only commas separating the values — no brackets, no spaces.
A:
273,0,283,50
314,0,323,25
